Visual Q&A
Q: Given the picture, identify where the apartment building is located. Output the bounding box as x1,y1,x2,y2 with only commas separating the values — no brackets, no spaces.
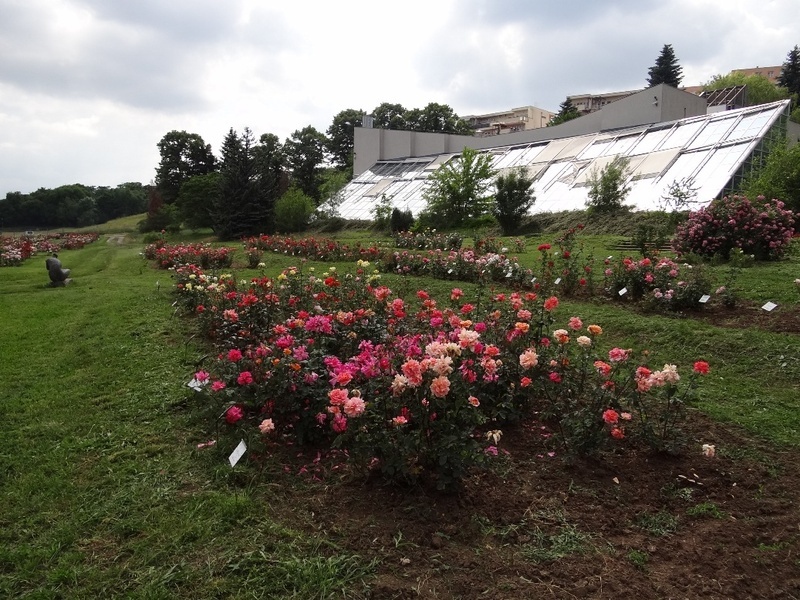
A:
462,106,555,137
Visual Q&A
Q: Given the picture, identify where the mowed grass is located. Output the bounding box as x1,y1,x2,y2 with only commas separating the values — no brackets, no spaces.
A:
0,224,798,598
0,237,374,599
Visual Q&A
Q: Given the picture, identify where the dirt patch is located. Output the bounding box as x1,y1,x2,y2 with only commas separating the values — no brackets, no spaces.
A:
631,300,800,335
107,234,127,245
263,412,800,599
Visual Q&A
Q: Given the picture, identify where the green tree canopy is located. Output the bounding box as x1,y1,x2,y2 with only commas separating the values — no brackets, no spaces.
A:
327,108,366,173
212,127,273,239
155,131,216,205
371,102,407,130
177,172,221,230
703,72,789,106
744,142,800,213
493,168,536,234
548,98,581,126
647,44,683,88
777,45,800,97
284,126,327,201
421,147,496,228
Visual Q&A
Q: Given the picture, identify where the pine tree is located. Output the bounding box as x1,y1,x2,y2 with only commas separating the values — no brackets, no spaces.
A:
647,44,683,88
778,45,800,97
548,98,581,126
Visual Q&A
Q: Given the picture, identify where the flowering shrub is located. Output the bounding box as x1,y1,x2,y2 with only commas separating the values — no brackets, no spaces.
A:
164,251,710,489
143,242,235,270
245,234,384,262
603,255,712,312
379,248,534,289
534,225,594,296
394,229,463,251
673,195,795,261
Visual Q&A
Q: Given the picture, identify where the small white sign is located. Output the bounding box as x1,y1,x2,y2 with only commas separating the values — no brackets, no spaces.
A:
505,271,512,278
228,439,247,467
762,301,778,312
554,278,561,285
699,294,711,304
531,277,537,284
447,269,453,274
618,287,628,296
607,256,613,260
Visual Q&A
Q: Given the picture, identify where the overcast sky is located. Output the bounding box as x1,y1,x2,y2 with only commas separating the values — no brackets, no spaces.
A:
1,0,795,195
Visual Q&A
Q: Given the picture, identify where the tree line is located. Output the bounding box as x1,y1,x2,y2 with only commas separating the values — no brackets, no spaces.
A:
0,183,147,230
144,102,472,238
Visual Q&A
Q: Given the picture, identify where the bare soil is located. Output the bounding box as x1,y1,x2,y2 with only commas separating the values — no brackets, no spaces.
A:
262,302,800,599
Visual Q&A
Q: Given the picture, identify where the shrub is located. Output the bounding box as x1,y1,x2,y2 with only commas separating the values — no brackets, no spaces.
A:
672,195,795,260
586,157,631,214
390,208,414,232
493,168,536,235
274,187,315,233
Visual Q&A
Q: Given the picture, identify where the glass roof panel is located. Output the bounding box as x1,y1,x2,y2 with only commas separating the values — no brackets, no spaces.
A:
630,128,671,154
660,121,703,149
687,117,738,150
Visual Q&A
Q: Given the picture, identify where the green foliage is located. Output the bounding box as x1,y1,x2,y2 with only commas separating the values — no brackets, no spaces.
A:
371,194,394,231
317,168,350,219
390,207,414,232
155,130,216,205
777,45,800,97
422,147,496,229
326,108,366,173
284,125,328,201
176,172,221,230
213,127,281,239
493,167,536,235
744,142,800,213
586,157,631,214
634,511,679,536
703,72,789,106
647,44,683,87
274,187,316,233
548,98,581,126
627,550,650,571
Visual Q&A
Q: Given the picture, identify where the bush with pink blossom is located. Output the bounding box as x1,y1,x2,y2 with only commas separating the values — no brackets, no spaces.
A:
672,195,795,261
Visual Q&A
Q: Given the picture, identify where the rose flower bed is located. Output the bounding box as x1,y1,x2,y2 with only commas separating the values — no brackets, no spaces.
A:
148,243,710,490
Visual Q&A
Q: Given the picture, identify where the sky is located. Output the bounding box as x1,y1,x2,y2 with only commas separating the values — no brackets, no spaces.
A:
0,0,796,196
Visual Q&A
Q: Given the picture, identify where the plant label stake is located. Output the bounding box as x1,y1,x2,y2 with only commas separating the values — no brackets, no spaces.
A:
761,301,777,312
699,294,711,304
618,287,628,296
229,439,247,467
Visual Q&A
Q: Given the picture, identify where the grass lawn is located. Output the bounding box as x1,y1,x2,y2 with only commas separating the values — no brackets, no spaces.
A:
1,224,798,598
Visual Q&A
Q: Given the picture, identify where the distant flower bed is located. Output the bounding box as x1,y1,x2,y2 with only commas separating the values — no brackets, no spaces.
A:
244,234,383,262
143,240,235,270
0,232,99,267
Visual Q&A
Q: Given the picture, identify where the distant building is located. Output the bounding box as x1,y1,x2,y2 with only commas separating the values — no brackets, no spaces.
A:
567,89,641,114
731,66,782,85
462,106,555,137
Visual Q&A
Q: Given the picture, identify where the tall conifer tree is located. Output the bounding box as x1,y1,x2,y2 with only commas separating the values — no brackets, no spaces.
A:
647,44,683,88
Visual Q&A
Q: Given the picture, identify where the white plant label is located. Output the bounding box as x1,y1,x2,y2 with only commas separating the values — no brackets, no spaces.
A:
699,295,711,304
618,287,628,296
762,301,777,312
554,278,561,285
229,439,247,467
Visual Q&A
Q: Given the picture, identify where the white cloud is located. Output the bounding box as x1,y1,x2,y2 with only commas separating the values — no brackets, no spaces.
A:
0,0,795,194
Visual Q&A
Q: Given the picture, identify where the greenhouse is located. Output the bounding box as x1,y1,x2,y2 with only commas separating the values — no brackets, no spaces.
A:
333,99,791,220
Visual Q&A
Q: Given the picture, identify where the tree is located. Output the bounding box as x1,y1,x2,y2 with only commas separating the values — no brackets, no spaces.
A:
254,132,289,232
777,45,800,98
177,172,221,229
327,108,366,173
703,72,788,106
371,102,407,130
406,102,473,134
548,98,581,126
586,157,631,214
744,142,800,213
421,147,496,228
284,126,327,201
274,187,315,233
155,131,216,205
493,168,536,234
212,128,271,239
647,44,683,88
